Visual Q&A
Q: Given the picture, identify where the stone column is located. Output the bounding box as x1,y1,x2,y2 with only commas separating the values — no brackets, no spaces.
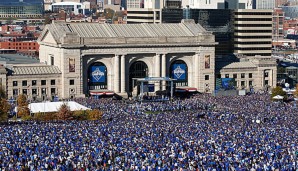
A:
120,55,126,93
155,54,161,91
161,54,166,90
114,55,120,93
194,53,199,89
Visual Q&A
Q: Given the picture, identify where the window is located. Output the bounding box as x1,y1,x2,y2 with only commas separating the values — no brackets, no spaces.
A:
51,56,54,66
51,88,56,94
41,88,46,95
265,72,269,77
241,73,245,78
69,79,74,85
205,75,209,80
13,89,18,96
233,74,237,79
265,80,269,85
32,80,37,86
22,89,27,95
249,81,253,86
249,73,253,78
225,74,229,78
241,81,245,87
22,80,27,87
13,81,18,86
32,89,37,95
41,80,46,85
51,80,55,85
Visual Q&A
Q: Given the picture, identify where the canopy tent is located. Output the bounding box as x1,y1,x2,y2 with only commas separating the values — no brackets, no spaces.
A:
272,95,284,100
25,101,90,113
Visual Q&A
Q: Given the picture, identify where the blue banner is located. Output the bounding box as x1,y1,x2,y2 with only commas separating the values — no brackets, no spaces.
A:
172,64,186,80
148,84,155,92
90,66,106,83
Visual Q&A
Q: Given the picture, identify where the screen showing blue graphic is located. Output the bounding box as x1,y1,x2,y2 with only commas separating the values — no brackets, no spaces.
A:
90,66,106,83
221,78,235,90
172,64,186,80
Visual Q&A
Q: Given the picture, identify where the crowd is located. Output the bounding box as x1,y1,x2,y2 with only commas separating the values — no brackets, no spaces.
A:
0,93,297,170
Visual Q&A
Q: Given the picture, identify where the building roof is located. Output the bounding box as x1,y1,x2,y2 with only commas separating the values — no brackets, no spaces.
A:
9,65,61,75
222,61,257,69
0,54,39,64
38,19,208,44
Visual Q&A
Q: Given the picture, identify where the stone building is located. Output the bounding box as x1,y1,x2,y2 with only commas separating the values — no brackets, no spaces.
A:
37,20,217,98
218,57,277,91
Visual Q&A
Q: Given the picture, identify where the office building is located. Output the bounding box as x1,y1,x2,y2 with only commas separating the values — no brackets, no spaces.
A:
254,0,275,9
181,0,252,9
127,0,164,23
234,9,273,57
0,0,44,18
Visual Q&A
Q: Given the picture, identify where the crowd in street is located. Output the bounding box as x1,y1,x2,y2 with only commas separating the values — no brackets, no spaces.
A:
0,93,297,170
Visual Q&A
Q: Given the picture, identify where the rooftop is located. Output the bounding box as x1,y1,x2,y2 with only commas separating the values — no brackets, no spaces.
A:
8,65,61,76
0,54,39,64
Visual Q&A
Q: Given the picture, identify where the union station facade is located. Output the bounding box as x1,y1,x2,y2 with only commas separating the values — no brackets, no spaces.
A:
37,20,217,98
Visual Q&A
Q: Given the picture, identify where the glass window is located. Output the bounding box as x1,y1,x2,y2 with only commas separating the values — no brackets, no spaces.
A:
205,75,209,80
249,81,253,86
249,73,253,78
22,89,27,95
22,80,27,87
41,80,46,85
265,80,269,85
241,81,245,86
32,80,37,86
241,73,245,78
32,89,37,95
69,79,74,85
265,72,269,77
51,88,56,94
13,81,18,86
51,80,55,85
41,88,46,95
225,74,229,78
13,89,18,96
233,74,237,79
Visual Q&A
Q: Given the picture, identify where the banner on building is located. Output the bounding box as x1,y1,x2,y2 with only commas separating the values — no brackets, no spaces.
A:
205,55,210,69
90,66,106,83
172,64,186,80
69,58,75,72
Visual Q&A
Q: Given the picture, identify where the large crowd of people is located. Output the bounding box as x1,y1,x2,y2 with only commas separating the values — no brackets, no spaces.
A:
0,93,298,170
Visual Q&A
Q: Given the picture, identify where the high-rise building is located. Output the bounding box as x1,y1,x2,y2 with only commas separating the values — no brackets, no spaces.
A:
0,0,44,18
127,0,164,23
254,0,275,9
234,9,273,57
272,8,284,41
181,0,252,9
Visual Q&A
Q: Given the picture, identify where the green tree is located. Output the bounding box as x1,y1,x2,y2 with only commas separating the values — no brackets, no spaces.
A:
57,103,73,120
17,94,30,118
271,86,287,100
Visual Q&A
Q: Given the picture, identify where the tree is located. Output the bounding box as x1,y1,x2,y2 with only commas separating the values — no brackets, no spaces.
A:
294,84,298,98
57,103,73,120
87,109,103,121
0,98,10,122
271,86,287,100
17,94,30,118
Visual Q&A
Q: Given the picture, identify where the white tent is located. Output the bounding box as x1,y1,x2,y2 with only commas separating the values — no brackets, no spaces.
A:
272,95,284,100
27,101,91,113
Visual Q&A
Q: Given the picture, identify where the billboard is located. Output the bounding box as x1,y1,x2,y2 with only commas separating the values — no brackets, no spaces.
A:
172,64,186,80
90,66,106,83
